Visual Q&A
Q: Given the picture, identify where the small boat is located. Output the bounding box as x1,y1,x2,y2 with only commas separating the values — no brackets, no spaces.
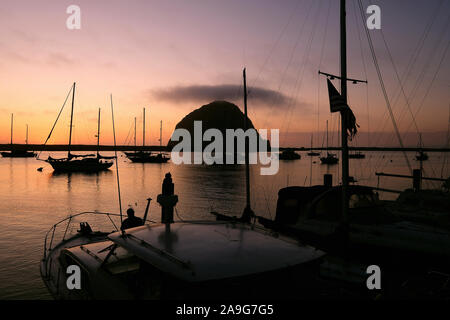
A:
307,135,320,156
415,134,428,161
320,120,338,165
279,148,301,160
1,115,36,158
416,151,428,161
125,109,170,163
320,153,339,164
349,152,365,159
43,84,114,173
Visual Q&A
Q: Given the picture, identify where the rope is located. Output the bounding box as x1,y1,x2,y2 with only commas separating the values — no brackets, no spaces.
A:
357,0,412,174
37,83,73,160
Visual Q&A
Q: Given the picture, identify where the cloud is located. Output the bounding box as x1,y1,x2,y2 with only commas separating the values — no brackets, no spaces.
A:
149,84,295,108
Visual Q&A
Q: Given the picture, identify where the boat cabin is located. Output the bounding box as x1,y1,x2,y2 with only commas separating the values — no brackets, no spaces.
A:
56,221,324,299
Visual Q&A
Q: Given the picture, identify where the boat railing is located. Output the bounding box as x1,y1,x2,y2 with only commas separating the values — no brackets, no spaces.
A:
43,211,123,261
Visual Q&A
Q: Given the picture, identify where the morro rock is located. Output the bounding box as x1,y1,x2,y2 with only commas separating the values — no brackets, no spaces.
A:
167,100,269,152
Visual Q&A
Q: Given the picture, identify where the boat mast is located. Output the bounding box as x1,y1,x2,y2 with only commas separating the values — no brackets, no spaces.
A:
340,0,349,226
10,114,13,145
97,108,101,157
160,120,162,154
242,68,254,221
134,117,137,152
26,124,28,145
143,107,146,148
68,82,76,158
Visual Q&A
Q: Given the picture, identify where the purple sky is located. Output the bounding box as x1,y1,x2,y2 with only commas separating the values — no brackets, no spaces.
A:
0,0,449,147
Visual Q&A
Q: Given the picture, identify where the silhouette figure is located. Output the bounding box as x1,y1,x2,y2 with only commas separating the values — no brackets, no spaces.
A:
121,208,143,231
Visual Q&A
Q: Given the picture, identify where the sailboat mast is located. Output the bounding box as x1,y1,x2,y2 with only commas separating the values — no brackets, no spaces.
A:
68,82,76,158
10,114,13,145
97,108,101,157
143,107,146,148
340,0,349,225
160,120,162,154
134,117,137,152
243,68,253,219
26,124,28,145
326,120,329,154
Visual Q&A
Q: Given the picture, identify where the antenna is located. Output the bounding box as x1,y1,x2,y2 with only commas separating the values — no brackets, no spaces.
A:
10,113,13,145
110,95,123,225
97,108,101,157
68,82,75,158
241,68,254,223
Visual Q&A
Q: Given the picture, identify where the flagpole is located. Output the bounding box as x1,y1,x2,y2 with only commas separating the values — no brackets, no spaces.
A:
340,0,349,229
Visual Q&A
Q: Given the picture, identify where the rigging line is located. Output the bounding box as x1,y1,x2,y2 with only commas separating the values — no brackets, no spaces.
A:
261,0,315,132
441,102,450,178
37,83,73,160
284,0,322,137
369,0,444,147
110,94,123,224
404,36,450,136
379,8,450,146
352,0,370,155
379,29,421,136
398,13,450,142
317,0,332,147
357,0,412,174
248,0,303,92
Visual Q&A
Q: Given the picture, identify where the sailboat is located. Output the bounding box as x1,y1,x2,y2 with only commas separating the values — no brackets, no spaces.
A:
123,116,138,157
126,108,169,163
349,151,365,159
40,70,327,300
307,134,320,156
44,83,114,172
319,120,338,164
1,114,36,158
279,148,301,160
415,133,428,161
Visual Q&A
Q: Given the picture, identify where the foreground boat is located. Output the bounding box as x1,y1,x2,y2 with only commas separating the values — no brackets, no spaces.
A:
259,184,450,272
40,175,326,300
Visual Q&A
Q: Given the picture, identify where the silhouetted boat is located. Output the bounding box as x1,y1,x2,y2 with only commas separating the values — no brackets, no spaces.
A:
415,134,428,161
43,84,114,172
415,151,428,161
279,148,301,160
307,135,320,156
320,120,338,165
127,111,169,163
349,152,365,159
1,115,36,158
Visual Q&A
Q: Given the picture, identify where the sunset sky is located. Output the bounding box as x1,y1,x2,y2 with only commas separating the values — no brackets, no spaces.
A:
0,0,449,147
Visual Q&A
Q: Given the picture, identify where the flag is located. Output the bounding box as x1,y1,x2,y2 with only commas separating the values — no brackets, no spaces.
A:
326,78,359,140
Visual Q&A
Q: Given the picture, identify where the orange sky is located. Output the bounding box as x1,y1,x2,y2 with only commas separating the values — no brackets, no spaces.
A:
1,0,449,148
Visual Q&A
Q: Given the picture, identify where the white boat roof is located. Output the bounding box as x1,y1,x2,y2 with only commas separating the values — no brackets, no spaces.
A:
107,221,324,282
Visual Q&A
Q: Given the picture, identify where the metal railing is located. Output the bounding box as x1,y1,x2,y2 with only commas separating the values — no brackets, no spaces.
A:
43,211,123,260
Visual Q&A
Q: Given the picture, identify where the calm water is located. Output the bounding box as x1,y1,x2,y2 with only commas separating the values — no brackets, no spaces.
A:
0,151,447,299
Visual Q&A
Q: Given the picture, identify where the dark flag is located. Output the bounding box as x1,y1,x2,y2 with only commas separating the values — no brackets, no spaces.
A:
326,78,359,139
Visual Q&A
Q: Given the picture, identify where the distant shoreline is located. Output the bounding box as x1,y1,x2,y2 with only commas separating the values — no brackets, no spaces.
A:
1,144,449,152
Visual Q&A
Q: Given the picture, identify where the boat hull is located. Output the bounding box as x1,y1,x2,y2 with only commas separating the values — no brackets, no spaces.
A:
1,151,36,158
47,159,113,172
